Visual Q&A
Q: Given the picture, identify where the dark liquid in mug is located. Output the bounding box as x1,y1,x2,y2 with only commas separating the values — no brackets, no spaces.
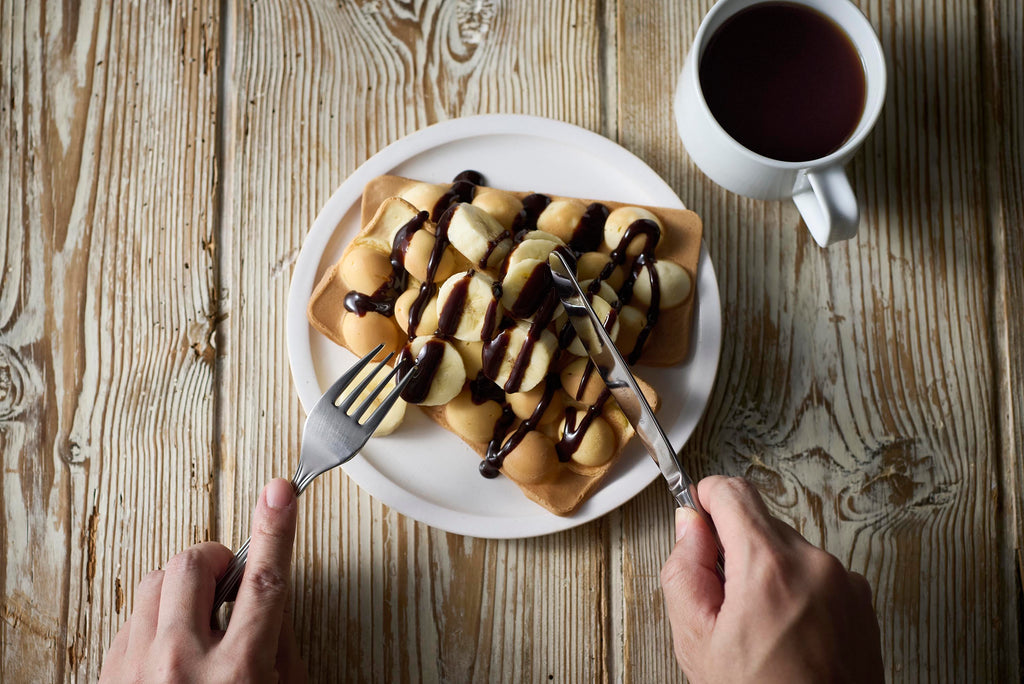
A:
699,2,866,162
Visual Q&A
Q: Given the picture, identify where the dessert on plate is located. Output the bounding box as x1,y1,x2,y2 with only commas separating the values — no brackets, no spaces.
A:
308,171,703,515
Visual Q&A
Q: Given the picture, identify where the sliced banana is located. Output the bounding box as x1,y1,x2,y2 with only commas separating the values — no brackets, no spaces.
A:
402,336,466,406
435,270,503,341
536,199,587,244
471,189,523,231
580,279,619,307
446,203,512,270
559,292,620,357
631,259,692,309
505,232,567,271
500,258,559,320
336,363,407,436
482,322,558,393
394,288,439,337
362,197,424,253
603,206,663,256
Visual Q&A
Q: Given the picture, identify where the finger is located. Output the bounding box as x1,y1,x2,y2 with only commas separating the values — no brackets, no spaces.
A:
275,608,308,682
99,621,131,683
226,478,298,657
157,542,235,638
126,570,164,654
697,476,781,563
107,617,131,659
660,507,725,644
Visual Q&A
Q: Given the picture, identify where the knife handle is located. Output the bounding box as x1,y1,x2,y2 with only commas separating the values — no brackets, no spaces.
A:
674,482,726,581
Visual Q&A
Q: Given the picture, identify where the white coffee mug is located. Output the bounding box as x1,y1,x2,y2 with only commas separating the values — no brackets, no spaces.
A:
674,0,886,247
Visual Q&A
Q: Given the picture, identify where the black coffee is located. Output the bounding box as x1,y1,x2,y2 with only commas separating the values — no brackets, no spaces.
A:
699,2,866,162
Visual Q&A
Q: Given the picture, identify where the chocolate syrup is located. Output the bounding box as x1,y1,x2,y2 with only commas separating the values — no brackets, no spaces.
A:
511,193,552,241
469,371,505,405
480,375,560,477
398,339,445,404
570,203,610,253
556,389,611,462
343,210,428,318
432,178,478,221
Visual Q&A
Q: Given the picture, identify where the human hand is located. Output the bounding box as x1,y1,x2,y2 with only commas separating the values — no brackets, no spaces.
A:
101,478,307,683
660,476,883,683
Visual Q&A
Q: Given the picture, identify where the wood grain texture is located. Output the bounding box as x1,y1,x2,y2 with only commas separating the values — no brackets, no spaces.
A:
2,0,1020,681
220,1,614,680
984,0,1024,608
616,0,1019,680
0,0,222,681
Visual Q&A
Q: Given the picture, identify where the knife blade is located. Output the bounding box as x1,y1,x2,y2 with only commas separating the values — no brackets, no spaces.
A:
549,250,724,577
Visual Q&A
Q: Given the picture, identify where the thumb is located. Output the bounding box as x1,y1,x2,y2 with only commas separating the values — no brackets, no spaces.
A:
660,507,725,644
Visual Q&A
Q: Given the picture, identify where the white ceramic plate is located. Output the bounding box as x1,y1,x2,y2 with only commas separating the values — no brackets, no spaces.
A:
286,114,721,539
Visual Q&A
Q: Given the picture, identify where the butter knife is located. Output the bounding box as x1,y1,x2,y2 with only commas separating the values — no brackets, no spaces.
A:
549,251,724,577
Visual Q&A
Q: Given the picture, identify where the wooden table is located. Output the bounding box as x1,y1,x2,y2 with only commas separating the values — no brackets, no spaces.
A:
3,1,1021,681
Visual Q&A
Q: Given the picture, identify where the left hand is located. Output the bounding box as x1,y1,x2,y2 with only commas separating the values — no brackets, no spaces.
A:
100,478,307,683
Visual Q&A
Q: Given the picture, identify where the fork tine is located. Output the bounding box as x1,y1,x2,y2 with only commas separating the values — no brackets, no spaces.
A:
336,351,395,412
363,364,418,432
320,344,385,408
350,363,402,422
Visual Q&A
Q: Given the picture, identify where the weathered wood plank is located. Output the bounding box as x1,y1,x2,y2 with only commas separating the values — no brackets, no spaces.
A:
984,0,1024,613
220,0,614,680
616,0,1016,681
0,0,222,680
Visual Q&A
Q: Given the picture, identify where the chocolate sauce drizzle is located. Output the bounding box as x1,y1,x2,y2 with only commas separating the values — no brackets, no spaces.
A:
344,170,676,479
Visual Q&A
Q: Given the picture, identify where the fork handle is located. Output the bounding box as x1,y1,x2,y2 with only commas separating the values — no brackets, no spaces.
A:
212,536,251,617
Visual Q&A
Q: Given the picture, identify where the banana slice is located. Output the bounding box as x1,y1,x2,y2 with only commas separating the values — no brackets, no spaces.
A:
446,203,512,270
336,363,408,436
436,270,503,341
401,336,466,406
558,292,620,357
536,199,587,244
505,232,567,271
603,206,663,256
482,322,558,393
362,197,423,253
631,259,692,309
500,258,560,320
580,279,619,307
472,189,523,231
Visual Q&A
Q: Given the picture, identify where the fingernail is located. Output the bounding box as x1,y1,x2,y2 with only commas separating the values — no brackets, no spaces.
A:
675,506,696,542
265,478,295,510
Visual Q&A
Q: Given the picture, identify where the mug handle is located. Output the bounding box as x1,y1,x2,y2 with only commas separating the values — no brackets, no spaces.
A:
792,165,860,247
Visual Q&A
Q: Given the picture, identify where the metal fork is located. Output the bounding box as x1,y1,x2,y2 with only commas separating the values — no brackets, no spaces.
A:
211,344,415,617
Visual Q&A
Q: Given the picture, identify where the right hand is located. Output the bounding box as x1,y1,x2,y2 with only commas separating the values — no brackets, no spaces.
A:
660,476,884,683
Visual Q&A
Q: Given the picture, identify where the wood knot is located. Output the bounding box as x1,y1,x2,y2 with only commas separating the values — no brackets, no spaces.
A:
0,344,37,420
455,0,496,48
